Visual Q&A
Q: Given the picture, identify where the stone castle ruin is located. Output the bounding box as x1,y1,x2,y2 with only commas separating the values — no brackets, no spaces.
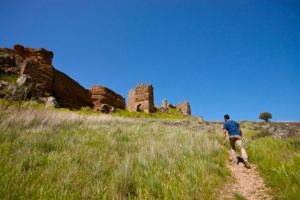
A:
1,44,200,118
176,101,191,115
90,85,125,111
127,83,155,113
160,99,192,116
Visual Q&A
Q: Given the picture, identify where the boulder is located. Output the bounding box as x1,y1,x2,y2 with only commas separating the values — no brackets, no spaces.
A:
45,96,59,108
96,104,115,113
17,74,32,87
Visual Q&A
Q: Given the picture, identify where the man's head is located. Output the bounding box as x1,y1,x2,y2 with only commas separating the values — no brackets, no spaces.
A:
224,114,230,121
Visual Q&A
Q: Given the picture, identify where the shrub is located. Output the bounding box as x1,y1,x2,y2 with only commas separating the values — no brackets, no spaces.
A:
252,129,273,139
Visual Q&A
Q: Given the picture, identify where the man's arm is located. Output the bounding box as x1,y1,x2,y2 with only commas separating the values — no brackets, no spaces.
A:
222,129,227,145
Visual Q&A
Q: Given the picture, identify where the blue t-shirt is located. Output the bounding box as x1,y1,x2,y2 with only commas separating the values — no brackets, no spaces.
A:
223,120,240,136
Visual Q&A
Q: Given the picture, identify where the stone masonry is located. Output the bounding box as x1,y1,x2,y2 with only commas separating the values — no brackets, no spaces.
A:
176,101,191,115
90,85,126,111
127,83,155,113
162,99,167,109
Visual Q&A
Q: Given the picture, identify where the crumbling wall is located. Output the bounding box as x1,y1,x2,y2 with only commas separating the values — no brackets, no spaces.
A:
127,89,136,111
90,85,125,110
127,83,154,113
176,101,191,115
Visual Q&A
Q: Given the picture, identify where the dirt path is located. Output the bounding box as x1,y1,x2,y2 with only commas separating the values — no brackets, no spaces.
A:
218,150,272,200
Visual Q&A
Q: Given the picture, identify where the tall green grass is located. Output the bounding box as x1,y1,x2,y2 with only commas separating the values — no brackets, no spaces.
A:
245,131,300,199
113,108,190,120
0,107,228,199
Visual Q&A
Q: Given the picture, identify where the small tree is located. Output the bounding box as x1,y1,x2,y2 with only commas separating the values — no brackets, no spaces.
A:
259,112,272,122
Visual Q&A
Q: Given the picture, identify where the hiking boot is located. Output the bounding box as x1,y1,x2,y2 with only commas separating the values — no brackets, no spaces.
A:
244,159,251,169
232,159,238,165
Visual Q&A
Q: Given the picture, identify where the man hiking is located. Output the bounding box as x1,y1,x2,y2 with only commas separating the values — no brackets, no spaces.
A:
222,114,251,169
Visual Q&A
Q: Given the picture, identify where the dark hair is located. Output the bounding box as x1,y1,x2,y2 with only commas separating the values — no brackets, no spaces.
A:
224,114,230,119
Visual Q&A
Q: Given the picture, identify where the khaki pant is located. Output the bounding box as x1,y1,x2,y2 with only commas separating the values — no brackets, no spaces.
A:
229,135,248,160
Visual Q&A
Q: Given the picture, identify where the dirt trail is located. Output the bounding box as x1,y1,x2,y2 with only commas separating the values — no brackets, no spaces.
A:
218,150,272,200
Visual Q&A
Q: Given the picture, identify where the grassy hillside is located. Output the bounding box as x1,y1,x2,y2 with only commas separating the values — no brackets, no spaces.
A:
0,103,299,199
0,105,228,199
241,122,300,200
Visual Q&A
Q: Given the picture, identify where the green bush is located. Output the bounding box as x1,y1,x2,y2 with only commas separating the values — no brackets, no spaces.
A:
252,129,273,139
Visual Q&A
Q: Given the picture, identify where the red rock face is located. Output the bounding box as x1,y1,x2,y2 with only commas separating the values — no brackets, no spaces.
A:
14,44,54,93
20,57,54,93
90,85,126,110
14,44,53,66
2,44,93,109
11,44,93,109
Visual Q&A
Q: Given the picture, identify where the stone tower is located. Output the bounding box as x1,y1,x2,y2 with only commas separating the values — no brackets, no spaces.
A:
162,99,167,109
127,83,154,113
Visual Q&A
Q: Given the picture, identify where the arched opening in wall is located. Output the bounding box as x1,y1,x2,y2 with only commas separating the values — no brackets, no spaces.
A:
137,104,144,112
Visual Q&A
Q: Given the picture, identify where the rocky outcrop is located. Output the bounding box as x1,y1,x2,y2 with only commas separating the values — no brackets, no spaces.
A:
14,44,53,66
14,44,54,93
90,85,125,111
0,44,93,109
127,83,155,113
176,101,191,115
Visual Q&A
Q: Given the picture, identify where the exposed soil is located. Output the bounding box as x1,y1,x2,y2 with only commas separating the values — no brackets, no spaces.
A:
218,150,272,200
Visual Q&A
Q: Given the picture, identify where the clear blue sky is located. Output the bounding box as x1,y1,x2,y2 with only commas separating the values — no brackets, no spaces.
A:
1,0,300,121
